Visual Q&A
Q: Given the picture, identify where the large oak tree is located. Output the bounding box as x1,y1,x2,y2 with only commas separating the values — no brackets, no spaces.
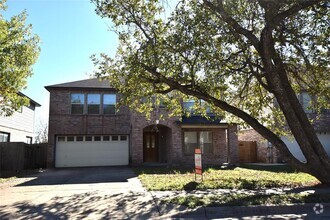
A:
92,0,330,183
0,0,40,116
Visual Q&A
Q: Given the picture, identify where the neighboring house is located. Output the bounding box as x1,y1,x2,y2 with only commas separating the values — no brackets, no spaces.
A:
45,79,238,168
0,92,41,144
281,92,330,162
239,91,330,163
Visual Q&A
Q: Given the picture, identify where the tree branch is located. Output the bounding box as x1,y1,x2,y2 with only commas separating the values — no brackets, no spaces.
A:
119,2,153,42
139,62,307,169
203,0,261,52
271,0,323,28
246,60,271,92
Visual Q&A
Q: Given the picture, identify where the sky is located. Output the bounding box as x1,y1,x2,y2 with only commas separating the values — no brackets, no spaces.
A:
3,0,118,125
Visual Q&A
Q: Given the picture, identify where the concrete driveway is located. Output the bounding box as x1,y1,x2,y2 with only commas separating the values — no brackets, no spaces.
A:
0,167,163,219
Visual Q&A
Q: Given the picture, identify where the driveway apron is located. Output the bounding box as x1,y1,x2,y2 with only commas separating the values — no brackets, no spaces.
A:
0,167,159,219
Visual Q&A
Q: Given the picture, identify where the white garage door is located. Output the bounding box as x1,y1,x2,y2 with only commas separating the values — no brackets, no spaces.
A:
55,135,129,167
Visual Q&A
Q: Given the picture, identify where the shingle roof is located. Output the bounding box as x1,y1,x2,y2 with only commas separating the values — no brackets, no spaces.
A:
45,78,112,90
178,115,223,125
18,92,41,107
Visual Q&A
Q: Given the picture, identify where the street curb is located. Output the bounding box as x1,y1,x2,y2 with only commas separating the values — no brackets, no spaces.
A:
156,203,330,219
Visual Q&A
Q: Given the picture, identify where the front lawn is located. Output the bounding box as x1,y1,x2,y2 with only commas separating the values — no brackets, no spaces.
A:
134,165,320,191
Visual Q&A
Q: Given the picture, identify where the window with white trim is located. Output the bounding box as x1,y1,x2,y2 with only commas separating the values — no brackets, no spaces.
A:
87,94,101,114
184,132,197,155
58,136,65,142
183,131,213,155
200,131,213,153
71,94,85,114
103,94,116,114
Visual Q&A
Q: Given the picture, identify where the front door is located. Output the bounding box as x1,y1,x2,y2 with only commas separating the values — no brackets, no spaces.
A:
143,132,158,162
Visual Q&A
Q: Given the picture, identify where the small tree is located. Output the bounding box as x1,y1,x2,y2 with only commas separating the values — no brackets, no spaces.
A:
34,120,48,144
92,0,330,183
0,0,40,116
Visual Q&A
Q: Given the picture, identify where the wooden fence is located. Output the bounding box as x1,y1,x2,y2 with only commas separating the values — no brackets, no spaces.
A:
239,141,257,163
0,142,47,178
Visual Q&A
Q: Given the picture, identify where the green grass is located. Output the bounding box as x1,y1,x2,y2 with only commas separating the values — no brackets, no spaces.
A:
134,165,320,191
165,193,330,208
0,176,16,183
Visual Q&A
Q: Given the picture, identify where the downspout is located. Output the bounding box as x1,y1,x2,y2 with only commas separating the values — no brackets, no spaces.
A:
226,126,230,164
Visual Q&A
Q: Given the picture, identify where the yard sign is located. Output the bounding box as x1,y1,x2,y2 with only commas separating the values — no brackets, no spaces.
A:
195,148,203,181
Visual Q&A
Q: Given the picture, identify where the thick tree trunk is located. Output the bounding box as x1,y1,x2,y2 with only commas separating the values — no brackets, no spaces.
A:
259,27,330,184
202,0,330,183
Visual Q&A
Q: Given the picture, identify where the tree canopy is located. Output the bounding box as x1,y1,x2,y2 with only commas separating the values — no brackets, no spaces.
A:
92,0,330,183
0,0,40,116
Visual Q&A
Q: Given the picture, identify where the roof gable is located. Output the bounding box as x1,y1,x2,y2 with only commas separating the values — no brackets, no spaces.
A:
45,78,112,90
18,92,41,107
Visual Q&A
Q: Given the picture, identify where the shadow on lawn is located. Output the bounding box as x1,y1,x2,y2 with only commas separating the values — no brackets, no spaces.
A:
167,192,330,210
0,191,160,219
133,165,237,175
134,164,294,176
184,181,199,190
133,167,194,175
239,164,296,173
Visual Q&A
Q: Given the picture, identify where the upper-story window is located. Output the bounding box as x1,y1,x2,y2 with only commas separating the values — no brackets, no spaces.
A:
299,92,314,113
71,93,116,115
183,100,212,115
297,92,330,114
103,94,116,114
87,94,101,114
71,94,85,114
183,101,195,112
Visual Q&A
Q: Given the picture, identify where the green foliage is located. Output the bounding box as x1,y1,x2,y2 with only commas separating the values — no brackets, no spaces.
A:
92,1,330,182
165,193,330,208
0,176,15,183
0,0,40,116
92,0,329,131
134,166,319,191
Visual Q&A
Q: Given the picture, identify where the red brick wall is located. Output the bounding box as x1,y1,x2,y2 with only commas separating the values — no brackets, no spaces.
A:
228,125,239,164
130,109,182,165
47,89,131,167
131,110,239,166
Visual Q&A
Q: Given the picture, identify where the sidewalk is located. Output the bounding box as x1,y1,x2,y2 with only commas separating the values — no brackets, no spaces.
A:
149,187,330,219
157,203,330,219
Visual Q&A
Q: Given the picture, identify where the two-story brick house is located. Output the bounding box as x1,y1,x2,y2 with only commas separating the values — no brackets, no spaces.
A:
45,78,238,168
238,91,330,163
